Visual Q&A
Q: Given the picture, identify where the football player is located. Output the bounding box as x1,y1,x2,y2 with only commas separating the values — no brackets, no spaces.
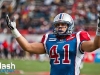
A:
6,13,100,75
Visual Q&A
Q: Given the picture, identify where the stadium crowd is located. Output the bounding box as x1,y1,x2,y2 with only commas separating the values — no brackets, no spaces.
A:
0,0,100,60
0,0,100,34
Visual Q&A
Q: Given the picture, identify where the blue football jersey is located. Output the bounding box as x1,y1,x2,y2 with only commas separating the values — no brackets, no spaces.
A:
41,31,90,75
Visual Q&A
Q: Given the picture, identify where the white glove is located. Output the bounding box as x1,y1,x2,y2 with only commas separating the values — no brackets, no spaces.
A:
96,13,100,36
6,14,21,38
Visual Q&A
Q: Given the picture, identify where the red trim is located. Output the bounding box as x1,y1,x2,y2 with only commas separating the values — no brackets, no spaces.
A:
80,31,91,42
41,35,45,43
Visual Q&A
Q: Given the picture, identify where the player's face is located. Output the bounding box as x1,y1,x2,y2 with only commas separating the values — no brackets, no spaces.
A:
55,23,68,34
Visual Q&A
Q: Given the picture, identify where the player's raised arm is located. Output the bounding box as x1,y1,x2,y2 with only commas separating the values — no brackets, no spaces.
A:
81,13,100,52
5,14,46,54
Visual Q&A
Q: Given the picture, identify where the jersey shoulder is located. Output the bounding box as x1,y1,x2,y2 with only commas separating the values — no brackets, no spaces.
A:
41,33,56,43
77,30,91,42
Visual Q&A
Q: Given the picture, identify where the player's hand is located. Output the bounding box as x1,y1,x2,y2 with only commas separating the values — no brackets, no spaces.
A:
97,13,100,27
6,14,16,30
96,13,100,36
6,14,21,38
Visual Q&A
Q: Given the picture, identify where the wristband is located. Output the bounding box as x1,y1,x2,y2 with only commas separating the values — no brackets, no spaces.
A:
11,29,21,38
96,27,100,36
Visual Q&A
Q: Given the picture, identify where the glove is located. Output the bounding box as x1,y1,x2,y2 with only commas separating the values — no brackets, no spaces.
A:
6,14,14,30
96,13,100,36
6,14,21,38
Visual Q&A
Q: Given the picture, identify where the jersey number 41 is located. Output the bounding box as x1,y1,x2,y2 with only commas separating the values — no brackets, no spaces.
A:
50,44,71,64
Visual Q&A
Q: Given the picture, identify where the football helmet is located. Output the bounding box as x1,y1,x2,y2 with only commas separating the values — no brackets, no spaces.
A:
53,13,74,36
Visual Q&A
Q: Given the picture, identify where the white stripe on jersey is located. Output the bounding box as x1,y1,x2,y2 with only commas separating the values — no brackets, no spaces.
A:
75,31,84,75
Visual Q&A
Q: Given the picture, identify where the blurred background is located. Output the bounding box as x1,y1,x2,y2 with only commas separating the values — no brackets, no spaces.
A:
0,0,100,75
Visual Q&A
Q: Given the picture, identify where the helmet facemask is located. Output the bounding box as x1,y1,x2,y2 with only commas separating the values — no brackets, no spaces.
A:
53,22,74,36
53,13,74,36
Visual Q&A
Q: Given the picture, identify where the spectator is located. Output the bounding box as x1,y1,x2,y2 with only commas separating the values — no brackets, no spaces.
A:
2,40,9,58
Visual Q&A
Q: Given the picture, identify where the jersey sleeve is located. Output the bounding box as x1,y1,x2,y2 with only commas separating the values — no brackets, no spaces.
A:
80,31,91,41
41,34,46,43
40,34,49,53
79,31,91,53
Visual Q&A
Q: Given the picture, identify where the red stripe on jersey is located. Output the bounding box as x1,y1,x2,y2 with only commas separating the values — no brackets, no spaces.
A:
41,34,45,43
80,31,91,42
